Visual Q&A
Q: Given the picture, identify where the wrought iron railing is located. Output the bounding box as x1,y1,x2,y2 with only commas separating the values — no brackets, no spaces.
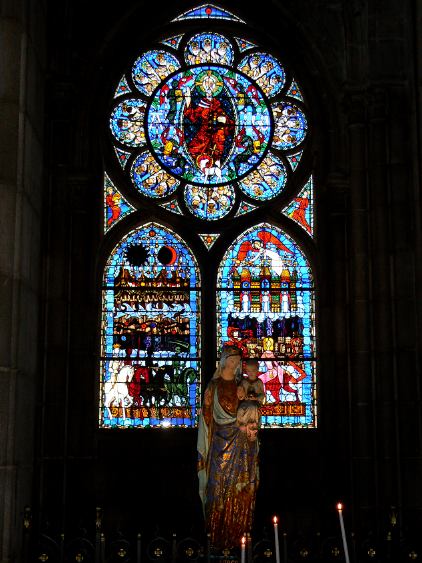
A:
22,507,419,563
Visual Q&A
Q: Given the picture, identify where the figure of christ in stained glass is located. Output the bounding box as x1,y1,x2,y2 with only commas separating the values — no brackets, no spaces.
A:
147,66,272,185
100,224,201,428
217,224,316,427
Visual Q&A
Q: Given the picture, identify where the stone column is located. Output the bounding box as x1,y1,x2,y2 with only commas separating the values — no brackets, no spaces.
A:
0,0,45,559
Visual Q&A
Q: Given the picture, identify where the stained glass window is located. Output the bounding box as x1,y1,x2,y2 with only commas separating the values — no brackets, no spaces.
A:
100,223,201,428
108,30,309,221
102,5,317,429
171,4,245,23
104,173,135,233
217,224,316,428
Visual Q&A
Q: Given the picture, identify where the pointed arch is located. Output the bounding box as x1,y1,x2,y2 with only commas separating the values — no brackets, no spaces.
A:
216,223,316,428
101,4,317,430
100,222,201,428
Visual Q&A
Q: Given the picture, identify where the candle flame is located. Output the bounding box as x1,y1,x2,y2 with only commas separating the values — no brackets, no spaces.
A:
337,502,343,511
241,536,246,545
273,515,278,524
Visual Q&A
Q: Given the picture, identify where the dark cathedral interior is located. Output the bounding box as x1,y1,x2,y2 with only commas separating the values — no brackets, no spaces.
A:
1,0,421,560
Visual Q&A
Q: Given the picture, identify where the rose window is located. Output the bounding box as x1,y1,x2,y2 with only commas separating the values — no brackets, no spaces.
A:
109,31,308,221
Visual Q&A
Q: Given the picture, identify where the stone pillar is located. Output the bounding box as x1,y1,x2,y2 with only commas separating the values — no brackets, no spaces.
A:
0,0,45,559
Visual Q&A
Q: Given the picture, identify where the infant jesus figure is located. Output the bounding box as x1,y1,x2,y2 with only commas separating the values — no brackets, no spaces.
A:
237,358,265,441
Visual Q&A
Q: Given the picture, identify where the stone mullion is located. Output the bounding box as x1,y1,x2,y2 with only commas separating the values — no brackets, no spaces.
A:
0,0,45,559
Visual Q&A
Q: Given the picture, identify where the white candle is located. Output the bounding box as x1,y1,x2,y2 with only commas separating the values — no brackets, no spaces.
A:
273,516,281,563
241,535,246,563
337,503,350,563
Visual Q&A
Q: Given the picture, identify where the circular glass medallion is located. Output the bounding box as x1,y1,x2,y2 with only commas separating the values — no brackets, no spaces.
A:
132,50,180,97
239,153,287,200
147,65,272,186
185,33,234,66
131,151,180,198
272,102,307,150
184,185,235,220
110,99,146,147
238,52,286,98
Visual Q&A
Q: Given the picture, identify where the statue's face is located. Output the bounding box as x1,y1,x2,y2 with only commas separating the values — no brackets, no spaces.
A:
225,353,241,373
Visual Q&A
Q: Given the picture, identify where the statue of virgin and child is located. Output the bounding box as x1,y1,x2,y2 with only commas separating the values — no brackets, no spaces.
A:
197,346,265,549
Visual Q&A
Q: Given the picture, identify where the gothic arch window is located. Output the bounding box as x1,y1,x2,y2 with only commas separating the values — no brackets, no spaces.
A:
100,224,201,428
217,223,316,427
100,3,316,428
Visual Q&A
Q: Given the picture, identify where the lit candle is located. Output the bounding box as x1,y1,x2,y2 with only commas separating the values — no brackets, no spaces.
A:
336,503,350,563
273,516,281,563
241,535,246,563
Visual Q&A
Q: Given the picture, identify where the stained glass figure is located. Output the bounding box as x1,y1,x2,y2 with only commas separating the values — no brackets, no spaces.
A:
272,102,308,150
114,147,131,169
184,185,234,220
238,154,287,201
100,223,201,428
198,233,220,249
110,99,146,148
286,79,304,102
104,173,135,233
131,151,180,198
286,149,303,171
132,50,180,97
161,34,184,49
234,37,257,53
238,53,286,98
235,201,258,217
172,4,245,23
147,65,271,185
185,33,234,66
217,223,316,427
282,175,313,236
114,75,131,98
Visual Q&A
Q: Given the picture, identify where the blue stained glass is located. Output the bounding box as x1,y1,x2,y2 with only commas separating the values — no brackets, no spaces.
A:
272,102,308,150
161,34,184,49
147,65,272,185
286,79,304,102
238,52,286,98
282,175,313,236
132,50,181,97
104,173,135,233
131,151,179,198
184,185,235,220
198,233,220,249
110,99,146,147
100,223,201,429
172,4,245,23
114,75,131,98
286,149,303,171
238,153,287,201
113,147,131,169
234,37,257,53
159,199,184,216
235,201,258,217
185,33,234,66
216,223,316,428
